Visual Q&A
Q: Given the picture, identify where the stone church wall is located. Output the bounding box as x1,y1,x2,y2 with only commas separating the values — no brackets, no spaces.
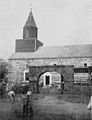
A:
8,57,92,82
8,60,27,82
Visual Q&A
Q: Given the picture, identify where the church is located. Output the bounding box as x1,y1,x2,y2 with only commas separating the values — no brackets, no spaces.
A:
8,10,92,93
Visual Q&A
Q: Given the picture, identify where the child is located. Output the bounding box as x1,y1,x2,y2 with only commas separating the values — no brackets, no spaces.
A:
26,88,32,100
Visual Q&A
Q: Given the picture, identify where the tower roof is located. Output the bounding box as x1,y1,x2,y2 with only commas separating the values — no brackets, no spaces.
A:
24,10,37,27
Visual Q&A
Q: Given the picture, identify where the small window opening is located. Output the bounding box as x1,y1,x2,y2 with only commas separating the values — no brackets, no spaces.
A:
25,73,29,81
45,76,50,85
84,63,87,67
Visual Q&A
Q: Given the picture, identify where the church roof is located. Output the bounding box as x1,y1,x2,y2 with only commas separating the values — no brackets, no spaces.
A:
9,44,92,59
24,10,37,27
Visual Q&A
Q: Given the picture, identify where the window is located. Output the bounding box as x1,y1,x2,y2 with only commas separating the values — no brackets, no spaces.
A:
84,63,87,67
43,72,52,86
24,69,29,82
25,73,29,81
45,76,50,85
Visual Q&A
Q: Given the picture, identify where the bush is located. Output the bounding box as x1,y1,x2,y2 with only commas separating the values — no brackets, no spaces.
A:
74,85,91,97
0,83,6,97
11,83,29,94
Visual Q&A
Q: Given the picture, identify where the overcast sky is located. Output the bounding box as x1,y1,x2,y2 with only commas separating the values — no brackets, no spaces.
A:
0,0,92,59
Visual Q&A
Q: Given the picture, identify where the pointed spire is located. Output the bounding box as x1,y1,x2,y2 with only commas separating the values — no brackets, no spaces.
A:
23,9,38,39
24,10,37,27
30,4,32,12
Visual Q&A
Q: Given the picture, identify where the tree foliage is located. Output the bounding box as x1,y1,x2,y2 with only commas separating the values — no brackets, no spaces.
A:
0,61,8,96
0,61,8,83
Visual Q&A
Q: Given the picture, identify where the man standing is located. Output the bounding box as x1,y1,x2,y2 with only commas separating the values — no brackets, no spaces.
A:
23,89,33,120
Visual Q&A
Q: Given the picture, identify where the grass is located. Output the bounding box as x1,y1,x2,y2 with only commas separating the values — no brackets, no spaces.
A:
0,110,91,120
57,94,90,104
0,93,91,120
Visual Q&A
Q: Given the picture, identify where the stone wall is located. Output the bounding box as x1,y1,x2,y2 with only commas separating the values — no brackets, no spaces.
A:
29,65,74,93
8,60,27,82
28,57,92,67
8,57,92,82
51,72,61,83
74,73,88,83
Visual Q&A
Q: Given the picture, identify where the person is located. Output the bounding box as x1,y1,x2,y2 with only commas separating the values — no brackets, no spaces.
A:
7,90,15,103
58,84,61,91
87,96,92,109
26,88,32,100
23,98,28,117
23,97,33,119
6,83,9,92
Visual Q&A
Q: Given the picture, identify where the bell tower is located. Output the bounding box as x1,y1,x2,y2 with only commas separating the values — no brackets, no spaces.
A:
15,10,43,52
23,10,38,39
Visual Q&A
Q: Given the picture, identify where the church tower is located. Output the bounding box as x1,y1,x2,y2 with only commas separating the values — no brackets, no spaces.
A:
23,10,38,39
15,10,43,52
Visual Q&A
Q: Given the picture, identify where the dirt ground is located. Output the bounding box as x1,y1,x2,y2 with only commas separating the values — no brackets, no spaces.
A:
0,94,91,120
33,95,88,114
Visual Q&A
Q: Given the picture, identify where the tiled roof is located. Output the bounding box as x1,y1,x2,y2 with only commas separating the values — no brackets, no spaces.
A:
9,44,92,59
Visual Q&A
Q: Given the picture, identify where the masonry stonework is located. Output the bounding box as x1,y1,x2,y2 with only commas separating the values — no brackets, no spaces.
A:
8,57,92,82
28,65,74,93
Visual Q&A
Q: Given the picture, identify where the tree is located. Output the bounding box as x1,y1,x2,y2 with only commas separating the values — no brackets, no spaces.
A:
0,61,8,83
0,61,8,96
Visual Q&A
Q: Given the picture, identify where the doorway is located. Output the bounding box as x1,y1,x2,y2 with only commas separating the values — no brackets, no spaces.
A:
29,65,74,94
45,76,50,85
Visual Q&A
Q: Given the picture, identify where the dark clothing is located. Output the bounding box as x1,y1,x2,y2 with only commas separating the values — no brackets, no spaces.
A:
23,99,33,119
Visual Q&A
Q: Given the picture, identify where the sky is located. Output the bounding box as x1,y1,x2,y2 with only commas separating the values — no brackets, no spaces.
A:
0,0,92,59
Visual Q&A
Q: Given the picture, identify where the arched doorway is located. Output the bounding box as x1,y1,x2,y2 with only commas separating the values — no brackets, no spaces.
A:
29,65,74,94
38,71,64,94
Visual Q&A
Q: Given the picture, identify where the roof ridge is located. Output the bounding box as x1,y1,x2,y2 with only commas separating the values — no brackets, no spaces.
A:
42,44,92,48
